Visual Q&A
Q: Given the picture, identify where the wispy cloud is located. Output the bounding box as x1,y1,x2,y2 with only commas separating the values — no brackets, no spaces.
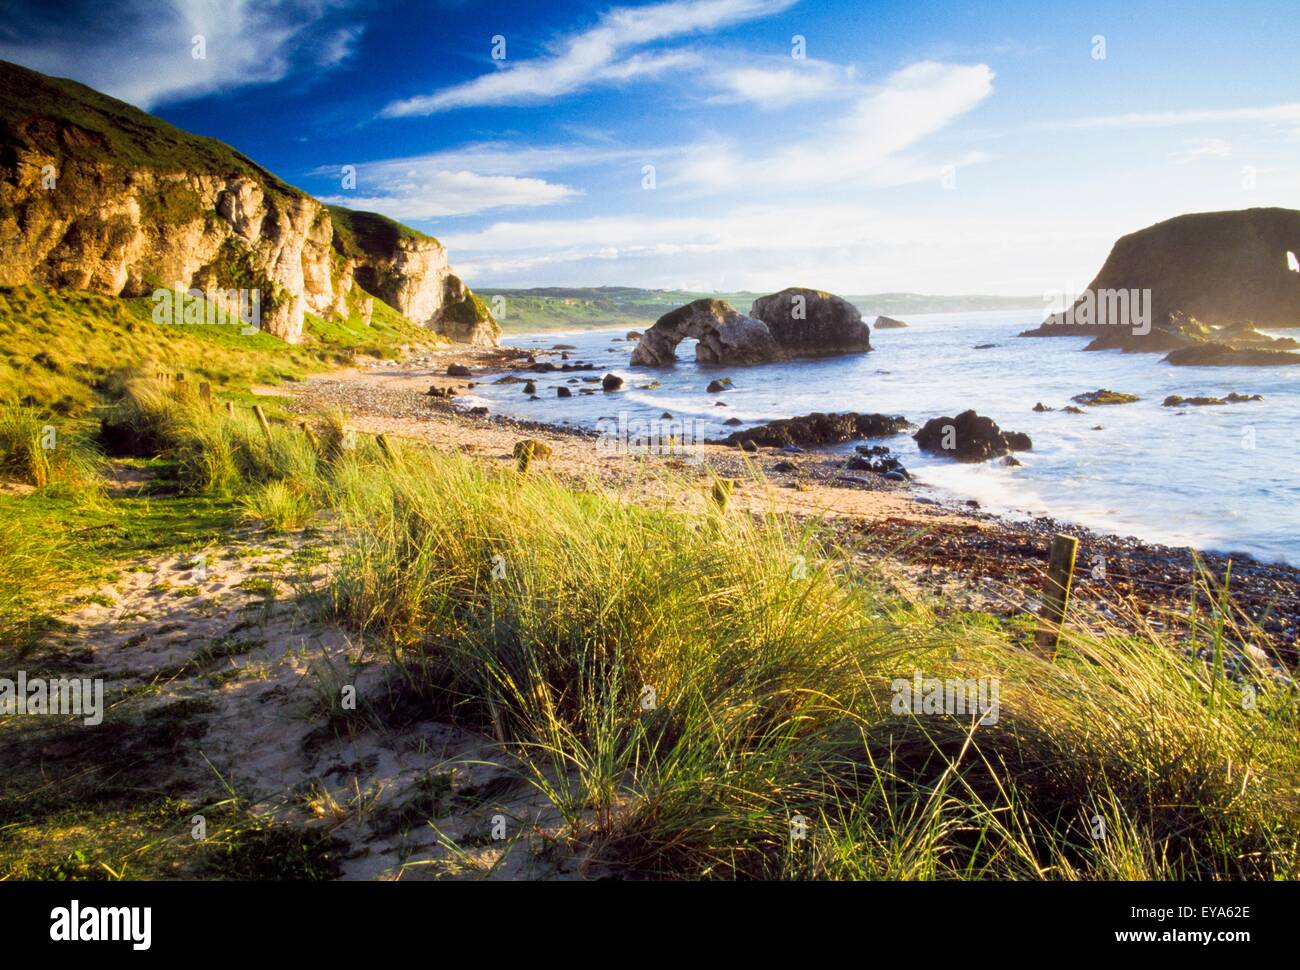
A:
1169,137,1233,164
0,0,362,109
380,0,795,116
670,61,995,191
317,156,580,218
1044,103,1300,131
705,57,857,108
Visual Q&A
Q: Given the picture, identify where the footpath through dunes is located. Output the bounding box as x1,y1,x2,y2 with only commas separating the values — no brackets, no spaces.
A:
3,527,594,880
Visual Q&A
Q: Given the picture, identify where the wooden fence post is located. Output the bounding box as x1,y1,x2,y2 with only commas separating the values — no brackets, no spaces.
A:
376,433,399,465
252,404,272,440
1034,533,1079,655
225,401,236,417
299,420,319,452
199,381,212,405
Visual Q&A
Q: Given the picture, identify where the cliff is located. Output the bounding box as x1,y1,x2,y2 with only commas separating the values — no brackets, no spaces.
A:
0,60,497,346
1021,208,1300,355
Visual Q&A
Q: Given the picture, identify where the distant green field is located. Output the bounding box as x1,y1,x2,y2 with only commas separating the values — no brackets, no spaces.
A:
478,286,1043,333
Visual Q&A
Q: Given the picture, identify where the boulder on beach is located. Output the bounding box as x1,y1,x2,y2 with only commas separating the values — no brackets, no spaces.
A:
556,386,572,398
722,412,909,448
601,373,624,391
748,287,872,357
446,363,472,377
522,381,537,395
873,315,909,329
706,379,731,393
913,410,1033,463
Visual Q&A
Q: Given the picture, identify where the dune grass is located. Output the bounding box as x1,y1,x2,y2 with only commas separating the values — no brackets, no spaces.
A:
4,374,1297,880
320,443,1300,880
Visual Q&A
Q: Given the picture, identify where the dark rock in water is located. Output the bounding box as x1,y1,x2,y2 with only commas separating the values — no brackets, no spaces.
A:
561,353,569,360
469,406,489,416
523,381,537,395
739,439,759,453
579,388,596,395
855,444,889,456
1000,455,1022,467
447,363,472,377
1162,394,1224,407
581,376,602,383
773,460,797,473
528,394,540,400
1032,402,1053,412
552,344,577,350
706,378,732,393
1225,391,1264,402
493,375,528,384
1072,388,1139,405
1163,342,1300,366
1062,405,1085,414
973,343,997,349
1091,425,1104,430
627,331,642,341
749,287,872,357
602,373,624,391
529,361,559,372
714,401,727,407
556,386,572,398
723,412,909,448
873,315,909,329
966,499,980,508
660,412,673,420
883,469,908,481
913,410,1032,462
640,380,662,390
724,417,743,426
427,385,453,398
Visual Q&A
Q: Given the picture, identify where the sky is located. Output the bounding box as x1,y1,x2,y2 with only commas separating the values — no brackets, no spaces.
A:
3,0,1298,294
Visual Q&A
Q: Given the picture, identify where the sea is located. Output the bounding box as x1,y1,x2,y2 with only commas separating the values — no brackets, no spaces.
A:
454,310,1300,566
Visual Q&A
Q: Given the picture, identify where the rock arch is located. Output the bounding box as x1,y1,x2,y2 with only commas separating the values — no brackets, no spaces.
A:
630,299,779,366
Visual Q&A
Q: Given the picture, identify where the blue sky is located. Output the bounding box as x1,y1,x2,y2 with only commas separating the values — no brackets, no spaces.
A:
4,0,1298,293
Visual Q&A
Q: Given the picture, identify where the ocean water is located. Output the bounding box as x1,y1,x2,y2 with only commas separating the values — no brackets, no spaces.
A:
458,310,1300,566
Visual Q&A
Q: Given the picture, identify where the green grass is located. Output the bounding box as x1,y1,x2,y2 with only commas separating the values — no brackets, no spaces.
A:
3,351,1297,881
0,285,435,415
319,445,1300,880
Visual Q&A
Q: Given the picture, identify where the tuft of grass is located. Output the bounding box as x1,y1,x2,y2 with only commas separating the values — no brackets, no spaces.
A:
240,480,317,532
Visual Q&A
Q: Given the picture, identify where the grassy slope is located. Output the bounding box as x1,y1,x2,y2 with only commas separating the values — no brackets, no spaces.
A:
0,59,300,196
0,284,431,416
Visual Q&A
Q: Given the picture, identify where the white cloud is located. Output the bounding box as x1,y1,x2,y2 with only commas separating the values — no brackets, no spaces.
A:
380,0,794,116
0,0,360,109
319,162,578,218
1044,103,1300,131
669,61,995,191
1170,137,1233,164
705,58,857,108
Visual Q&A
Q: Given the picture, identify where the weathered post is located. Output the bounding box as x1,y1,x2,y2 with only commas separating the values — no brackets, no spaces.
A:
252,404,272,441
1035,533,1079,655
225,401,236,417
199,381,212,405
299,420,319,452
376,433,399,466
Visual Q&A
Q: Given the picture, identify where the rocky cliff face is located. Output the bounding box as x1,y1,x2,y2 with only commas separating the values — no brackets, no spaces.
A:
1021,208,1300,356
0,60,497,346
